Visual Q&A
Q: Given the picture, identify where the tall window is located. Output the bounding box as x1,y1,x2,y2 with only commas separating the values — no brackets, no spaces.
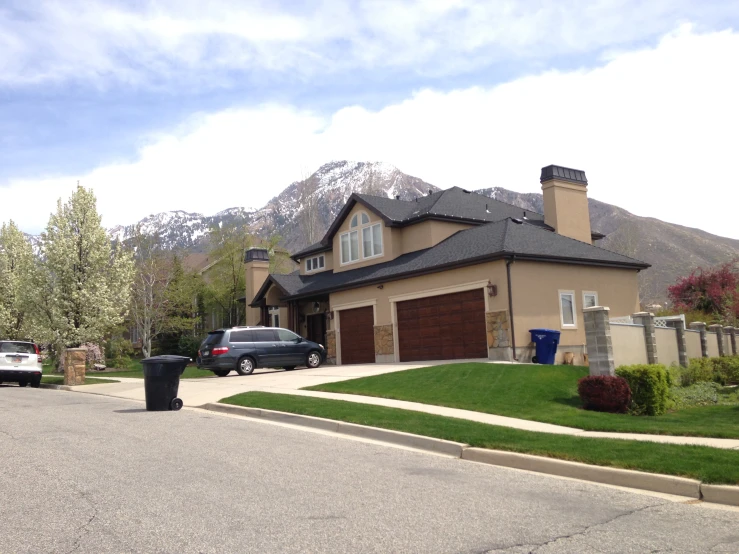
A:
583,291,598,309
340,211,382,264
269,306,280,328
559,291,576,328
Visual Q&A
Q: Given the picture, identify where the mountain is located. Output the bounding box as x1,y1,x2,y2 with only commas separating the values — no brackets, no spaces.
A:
107,161,739,303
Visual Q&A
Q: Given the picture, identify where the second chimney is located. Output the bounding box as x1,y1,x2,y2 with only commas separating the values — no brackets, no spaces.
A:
540,165,592,244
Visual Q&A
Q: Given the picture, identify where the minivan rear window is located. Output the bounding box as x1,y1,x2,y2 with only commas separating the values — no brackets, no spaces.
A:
203,332,225,346
229,330,253,342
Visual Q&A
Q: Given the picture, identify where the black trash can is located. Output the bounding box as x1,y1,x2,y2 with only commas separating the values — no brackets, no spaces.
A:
142,355,191,411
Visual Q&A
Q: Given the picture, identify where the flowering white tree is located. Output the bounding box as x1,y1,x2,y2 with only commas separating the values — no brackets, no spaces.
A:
33,185,134,349
0,221,36,339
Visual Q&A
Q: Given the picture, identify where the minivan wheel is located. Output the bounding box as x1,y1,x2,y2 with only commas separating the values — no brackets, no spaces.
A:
306,351,322,369
236,357,255,376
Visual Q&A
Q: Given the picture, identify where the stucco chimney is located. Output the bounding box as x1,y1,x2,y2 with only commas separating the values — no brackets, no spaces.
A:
244,247,270,326
540,165,592,244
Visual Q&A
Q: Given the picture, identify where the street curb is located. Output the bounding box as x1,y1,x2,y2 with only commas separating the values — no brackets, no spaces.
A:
39,383,74,391
462,448,702,499
202,403,468,456
700,484,739,507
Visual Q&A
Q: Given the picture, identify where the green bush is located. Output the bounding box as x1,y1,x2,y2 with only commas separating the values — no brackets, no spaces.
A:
712,356,739,385
682,358,719,386
671,382,721,409
177,335,202,361
615,364,671,416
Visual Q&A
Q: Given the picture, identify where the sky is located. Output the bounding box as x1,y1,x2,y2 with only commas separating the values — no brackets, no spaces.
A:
1,1,738,238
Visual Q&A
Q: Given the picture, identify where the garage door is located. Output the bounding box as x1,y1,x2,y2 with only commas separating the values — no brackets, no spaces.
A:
339,306,375,365
397,289,487,362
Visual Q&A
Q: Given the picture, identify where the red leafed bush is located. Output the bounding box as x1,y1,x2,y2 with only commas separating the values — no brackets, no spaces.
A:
577,376,631,413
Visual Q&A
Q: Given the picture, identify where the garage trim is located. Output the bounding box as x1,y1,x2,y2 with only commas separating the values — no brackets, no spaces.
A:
390,280,490,362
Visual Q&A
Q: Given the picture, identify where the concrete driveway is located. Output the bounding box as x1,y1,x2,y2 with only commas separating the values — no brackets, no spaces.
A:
79,359,490,406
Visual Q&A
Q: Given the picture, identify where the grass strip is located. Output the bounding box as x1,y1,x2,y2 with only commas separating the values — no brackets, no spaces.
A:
81,366,213,379
221,391,739,485
41,376,119,385
307,363,739,439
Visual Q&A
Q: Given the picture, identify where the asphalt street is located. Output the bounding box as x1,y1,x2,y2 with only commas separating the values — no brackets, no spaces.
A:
1,387,738,553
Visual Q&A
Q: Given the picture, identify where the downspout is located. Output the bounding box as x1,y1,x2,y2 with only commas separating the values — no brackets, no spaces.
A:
506,256,517,361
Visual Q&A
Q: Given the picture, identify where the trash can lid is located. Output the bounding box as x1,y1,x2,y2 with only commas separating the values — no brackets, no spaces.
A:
529,328,560,334
142,355,192,363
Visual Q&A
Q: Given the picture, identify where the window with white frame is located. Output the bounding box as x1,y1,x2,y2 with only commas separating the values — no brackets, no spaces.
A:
340,211,382,264
306,255,325,272
559,291,577,327
269,306,280,328
583,291,598,309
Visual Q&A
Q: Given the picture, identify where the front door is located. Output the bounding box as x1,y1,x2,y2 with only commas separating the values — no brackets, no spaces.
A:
307,314,327,347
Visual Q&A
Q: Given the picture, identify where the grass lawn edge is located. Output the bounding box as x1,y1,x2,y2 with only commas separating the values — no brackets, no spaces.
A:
219,391,739,485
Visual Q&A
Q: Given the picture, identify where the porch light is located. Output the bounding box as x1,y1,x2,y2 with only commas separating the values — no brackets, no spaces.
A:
487,282,498,297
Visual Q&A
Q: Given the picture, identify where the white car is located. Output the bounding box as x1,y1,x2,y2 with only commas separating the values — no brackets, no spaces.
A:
0,341,43,388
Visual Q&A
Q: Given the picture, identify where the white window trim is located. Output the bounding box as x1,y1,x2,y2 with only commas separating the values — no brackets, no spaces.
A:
582,291,598,310
306,254,325,273
340,230,360,265
362,222,383,260
559,290,577,329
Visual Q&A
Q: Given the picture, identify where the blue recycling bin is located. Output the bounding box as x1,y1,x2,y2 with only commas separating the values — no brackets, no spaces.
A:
529,329,561,364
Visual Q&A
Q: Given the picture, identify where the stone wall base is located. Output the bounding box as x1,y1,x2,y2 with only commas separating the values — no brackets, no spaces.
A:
488,347,513,362
375,354,395,364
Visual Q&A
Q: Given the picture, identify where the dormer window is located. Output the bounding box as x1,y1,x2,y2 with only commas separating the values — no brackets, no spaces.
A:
341,211,382,265
306,255,325,272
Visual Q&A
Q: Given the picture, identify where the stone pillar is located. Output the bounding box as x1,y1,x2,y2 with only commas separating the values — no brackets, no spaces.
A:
583,306,614,376
689,322,708,358
674,319,689,368
709,324,725,357
632,312,658,365
373,324,395,363
486,310,511,361
325,330,337,365
725,326,737,355
64,348,86,386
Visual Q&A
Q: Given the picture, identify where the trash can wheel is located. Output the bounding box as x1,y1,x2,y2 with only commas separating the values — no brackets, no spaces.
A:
532,356,538,364
170,398,183,411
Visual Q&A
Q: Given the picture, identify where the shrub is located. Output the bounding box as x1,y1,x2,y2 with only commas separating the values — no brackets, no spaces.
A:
615,364,671,416
671,382,721,409
177,335,202,361
577,376,631,413
712,356,739,385
681,358,719,386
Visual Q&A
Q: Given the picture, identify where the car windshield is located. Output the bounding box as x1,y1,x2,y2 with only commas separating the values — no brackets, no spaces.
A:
0,342,36,354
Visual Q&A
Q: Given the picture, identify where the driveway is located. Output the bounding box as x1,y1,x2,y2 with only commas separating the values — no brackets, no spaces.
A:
78,359,487,406
3,389,738,553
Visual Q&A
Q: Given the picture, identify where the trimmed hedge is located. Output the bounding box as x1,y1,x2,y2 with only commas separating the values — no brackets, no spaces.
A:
615,364,670,416
681,356,739,386
577,376,631,413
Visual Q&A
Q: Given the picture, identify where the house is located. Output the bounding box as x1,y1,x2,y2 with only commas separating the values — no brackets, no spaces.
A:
247,165,650,365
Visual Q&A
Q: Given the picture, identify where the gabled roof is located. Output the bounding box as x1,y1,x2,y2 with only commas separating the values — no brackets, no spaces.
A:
255,218,649,304
290,187,550,260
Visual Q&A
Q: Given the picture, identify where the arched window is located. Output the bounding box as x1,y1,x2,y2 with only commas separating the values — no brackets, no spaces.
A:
340,211,382,264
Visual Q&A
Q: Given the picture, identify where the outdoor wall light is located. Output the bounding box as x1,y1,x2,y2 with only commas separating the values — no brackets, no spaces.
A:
487,283,498,297
377,284,384,289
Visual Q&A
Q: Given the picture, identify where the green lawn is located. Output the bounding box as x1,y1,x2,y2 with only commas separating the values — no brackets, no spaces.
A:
306,363,739,438
221,392,739,484
41,376,119,385
88,365,214,379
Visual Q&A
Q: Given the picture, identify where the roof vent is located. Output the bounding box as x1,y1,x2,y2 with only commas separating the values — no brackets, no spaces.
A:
511,218,523,225
523,211,527,219
485,204,490,213
428,189,433,196
244,247,269,263
395,195,400,200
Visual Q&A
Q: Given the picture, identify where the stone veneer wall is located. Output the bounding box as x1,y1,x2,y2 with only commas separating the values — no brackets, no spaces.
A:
64,348,86,386
486,311,510,348
374,324,394,363
325,330,337,364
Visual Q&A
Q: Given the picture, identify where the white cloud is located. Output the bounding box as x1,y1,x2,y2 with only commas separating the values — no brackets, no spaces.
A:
2,26,738,239
1,0,737,87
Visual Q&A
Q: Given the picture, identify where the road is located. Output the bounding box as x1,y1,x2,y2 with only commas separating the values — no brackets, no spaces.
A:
1,388,738,554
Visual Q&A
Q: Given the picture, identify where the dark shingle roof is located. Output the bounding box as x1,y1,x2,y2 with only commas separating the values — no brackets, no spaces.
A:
258,219,649,303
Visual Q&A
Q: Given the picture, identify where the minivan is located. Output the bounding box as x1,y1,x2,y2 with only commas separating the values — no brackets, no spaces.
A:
198,327,327,376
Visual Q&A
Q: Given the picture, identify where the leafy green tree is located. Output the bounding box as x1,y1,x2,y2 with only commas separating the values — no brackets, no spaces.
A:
32,185,134,349
0,221,36,339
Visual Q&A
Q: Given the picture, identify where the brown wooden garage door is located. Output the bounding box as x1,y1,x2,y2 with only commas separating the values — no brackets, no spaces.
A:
339,306,375,365
397,289,487,362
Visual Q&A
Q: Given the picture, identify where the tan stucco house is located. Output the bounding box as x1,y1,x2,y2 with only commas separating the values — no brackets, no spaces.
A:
246,165,649,365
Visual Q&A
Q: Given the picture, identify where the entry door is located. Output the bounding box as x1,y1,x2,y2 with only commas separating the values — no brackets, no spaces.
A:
307,314,327,346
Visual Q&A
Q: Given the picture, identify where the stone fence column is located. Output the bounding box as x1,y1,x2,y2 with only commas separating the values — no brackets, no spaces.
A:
583,306,614,376
64,348,86,386
709,324,725,357
725,326,737,356
632,312,658,365
674,319,689,368
689,322,708,357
